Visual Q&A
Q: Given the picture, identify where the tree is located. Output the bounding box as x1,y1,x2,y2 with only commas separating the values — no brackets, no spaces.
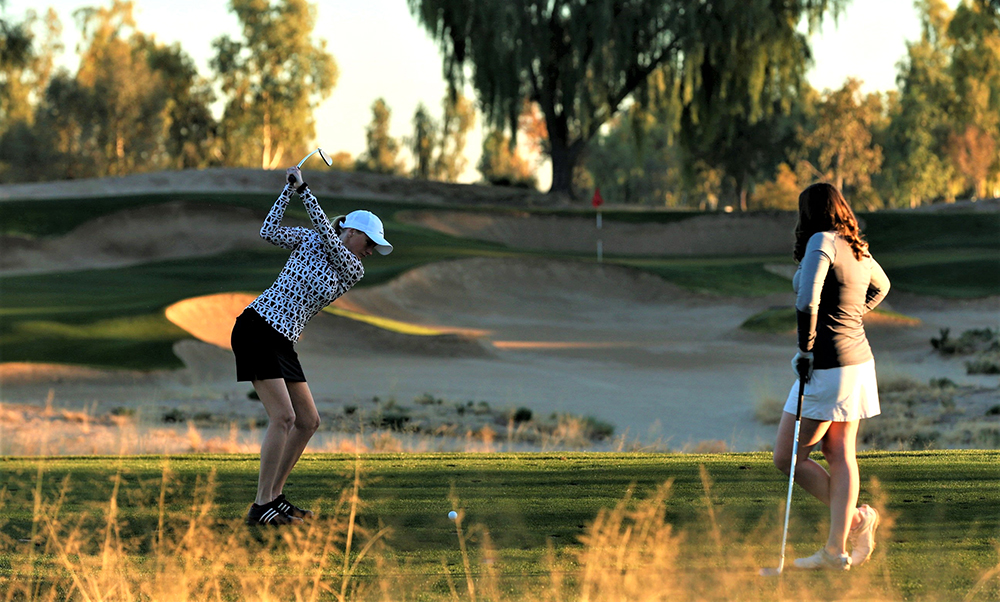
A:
0,7,61,181
800,78,885,205
478,129,537,188
1,8,59,128
409,102,437,179
582,107,683,206
73,0,169,176
879,0,958,206
145,41,219,169
355,97,404,175
433,92,475,182
406,93,477,181
949,125,997,199
0,1,32,73
947,0,1000,198
211,0,337,169
409,0,842,198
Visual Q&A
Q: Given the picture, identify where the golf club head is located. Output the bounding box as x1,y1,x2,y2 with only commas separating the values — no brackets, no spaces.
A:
759,567,782,577
318,148,333,166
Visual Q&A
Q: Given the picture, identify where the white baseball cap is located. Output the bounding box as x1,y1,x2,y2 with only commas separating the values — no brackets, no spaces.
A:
342,210,392,255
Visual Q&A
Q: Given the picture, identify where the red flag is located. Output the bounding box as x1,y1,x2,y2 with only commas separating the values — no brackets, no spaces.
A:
591,187,604,208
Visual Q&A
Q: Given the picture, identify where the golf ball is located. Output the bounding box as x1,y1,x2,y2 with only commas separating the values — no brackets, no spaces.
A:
448,511,458,520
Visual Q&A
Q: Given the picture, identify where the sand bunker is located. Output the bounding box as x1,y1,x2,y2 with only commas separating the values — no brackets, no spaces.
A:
165,292,489,358
1,201,264,275
397,210,798,256
165,293,257,350
341,256,699,321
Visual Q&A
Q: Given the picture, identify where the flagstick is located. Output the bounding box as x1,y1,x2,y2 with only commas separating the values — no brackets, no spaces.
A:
596,210,603,263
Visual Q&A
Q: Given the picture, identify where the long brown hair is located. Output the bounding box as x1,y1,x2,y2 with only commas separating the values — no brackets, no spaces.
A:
793,183,868,262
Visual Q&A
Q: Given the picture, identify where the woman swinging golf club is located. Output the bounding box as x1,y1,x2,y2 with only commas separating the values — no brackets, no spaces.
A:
231,165,392,526
771,183,888,570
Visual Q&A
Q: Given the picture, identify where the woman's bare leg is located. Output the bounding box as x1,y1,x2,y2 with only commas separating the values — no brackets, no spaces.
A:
269,381,321,500
773,412,862,537
773,412,833,501
821,420,860,555
252,378,296,505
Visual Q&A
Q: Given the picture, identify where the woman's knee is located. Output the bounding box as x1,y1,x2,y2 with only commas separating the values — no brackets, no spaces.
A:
270,409,296,432
773,449,793,475
295,411,320,434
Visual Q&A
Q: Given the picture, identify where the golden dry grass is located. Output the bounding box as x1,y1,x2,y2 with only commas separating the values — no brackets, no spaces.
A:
4,455,992,602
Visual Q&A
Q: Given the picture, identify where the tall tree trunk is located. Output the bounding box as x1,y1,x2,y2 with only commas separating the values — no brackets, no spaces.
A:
548,139,584,199
262,107,271,170
549,141,574,198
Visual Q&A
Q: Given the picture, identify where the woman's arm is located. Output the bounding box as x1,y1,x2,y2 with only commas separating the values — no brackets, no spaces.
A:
259,185,304,249
795,232,835,353
863,257,891,313
297,186,364,278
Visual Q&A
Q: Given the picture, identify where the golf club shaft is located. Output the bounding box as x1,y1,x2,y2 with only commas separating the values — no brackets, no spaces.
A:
778,418,800,572
297,149,320,168
776,375,806,574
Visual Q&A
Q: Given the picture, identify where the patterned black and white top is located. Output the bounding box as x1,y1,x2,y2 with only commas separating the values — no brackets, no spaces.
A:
248,184,364,342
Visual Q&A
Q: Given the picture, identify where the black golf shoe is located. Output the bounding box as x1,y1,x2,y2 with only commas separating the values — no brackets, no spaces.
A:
245,500,302,526
274,493,315,519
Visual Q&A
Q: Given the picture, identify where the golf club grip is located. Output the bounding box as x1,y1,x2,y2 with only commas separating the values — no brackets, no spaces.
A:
794,369,806,420
288,173,296,184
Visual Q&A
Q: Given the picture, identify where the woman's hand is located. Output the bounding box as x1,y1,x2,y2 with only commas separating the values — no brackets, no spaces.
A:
791,350,814,382
286,166,304,188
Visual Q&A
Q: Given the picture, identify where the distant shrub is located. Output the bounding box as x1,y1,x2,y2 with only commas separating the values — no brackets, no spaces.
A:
966,353,1000,375
932,327,997,356
162,409,185,423
512,407,533,423
414,393,443,405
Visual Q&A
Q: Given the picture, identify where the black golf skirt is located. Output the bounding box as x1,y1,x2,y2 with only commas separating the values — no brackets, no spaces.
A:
231,307,306,383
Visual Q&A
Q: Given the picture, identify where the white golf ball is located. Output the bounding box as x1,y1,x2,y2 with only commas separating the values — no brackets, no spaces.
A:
448,511,458,520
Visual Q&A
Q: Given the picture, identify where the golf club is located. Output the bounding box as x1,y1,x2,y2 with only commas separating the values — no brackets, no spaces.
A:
290,148,334,183
759,369,806,577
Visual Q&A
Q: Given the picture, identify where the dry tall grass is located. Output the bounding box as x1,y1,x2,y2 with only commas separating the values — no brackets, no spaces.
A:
0,401,670,456
3,454,995,602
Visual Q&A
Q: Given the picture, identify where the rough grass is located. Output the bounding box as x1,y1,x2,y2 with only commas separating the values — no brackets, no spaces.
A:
741,306,923,334
0,452,996,600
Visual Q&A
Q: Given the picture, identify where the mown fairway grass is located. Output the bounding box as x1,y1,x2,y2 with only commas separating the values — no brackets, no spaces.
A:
1,194,997,369
0,452,997,600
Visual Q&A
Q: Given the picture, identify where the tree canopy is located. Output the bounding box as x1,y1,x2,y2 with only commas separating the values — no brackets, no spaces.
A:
409,0,844,198
211,0,337,169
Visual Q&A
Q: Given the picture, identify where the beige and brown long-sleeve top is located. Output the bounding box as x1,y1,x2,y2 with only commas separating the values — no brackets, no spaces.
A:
248,184,364,342
793,231,890,369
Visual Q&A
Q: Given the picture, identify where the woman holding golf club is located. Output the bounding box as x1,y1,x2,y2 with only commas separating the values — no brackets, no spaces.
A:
231,165,392,526
772,182,889,571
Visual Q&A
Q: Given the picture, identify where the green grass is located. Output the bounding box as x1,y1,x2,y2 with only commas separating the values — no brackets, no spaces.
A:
615,255,794,297
861,212,1000,253
740,306,923,334
0,452,996,600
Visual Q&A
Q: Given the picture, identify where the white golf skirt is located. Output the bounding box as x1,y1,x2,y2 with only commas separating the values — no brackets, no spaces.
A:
783,359,881,422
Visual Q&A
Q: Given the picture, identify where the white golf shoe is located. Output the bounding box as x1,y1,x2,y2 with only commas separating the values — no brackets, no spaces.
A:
849,504,880,567
793,548,851,571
